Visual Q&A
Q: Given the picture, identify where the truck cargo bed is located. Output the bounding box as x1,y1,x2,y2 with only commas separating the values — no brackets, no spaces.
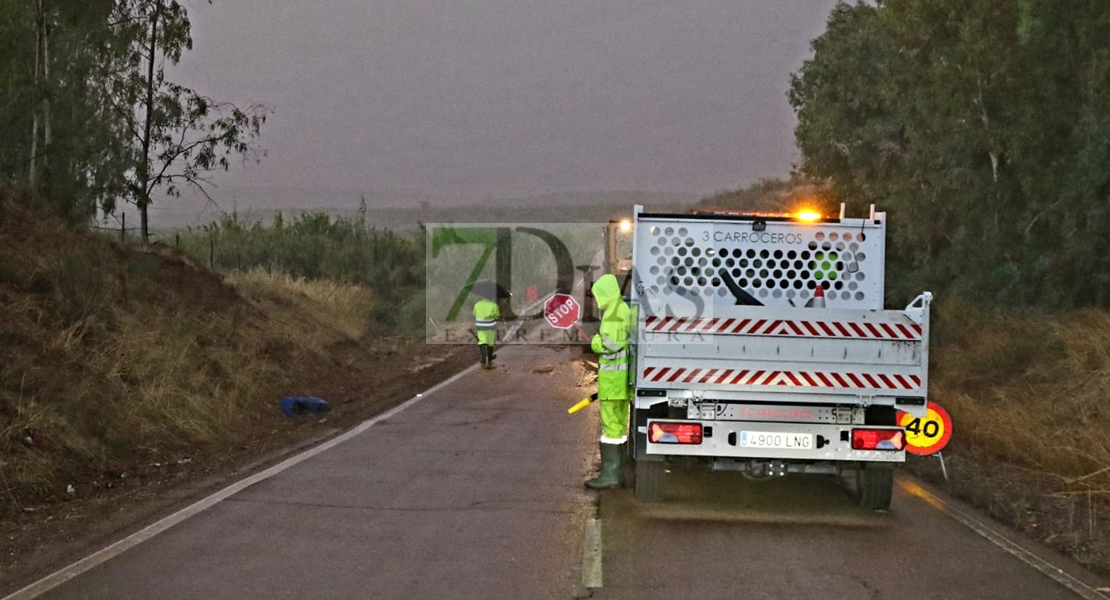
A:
635,303,929,402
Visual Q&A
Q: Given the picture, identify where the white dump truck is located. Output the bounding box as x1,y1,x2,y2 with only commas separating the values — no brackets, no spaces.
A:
625,205,931,508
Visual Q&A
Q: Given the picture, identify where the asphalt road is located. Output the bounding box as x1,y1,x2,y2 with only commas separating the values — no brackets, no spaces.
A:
31,347,599,600
598,468,1102,599
17,346,1109,599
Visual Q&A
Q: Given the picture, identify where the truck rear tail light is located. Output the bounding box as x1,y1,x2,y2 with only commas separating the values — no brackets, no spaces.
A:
648,422,703,444
852,429,905,451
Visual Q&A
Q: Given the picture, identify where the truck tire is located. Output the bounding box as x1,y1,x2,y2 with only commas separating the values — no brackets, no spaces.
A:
856,465,894,510
634,458,665,502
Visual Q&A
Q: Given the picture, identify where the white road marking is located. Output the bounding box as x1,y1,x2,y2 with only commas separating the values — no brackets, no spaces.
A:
3,364,480,600
581,517,603,590
898,479,1107,600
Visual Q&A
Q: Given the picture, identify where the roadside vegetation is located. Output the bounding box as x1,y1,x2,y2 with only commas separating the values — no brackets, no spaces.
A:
695,178,833,216
173,212,426,334
789,1,1109,310
925,303,1110,571
0,188,458,575
1,2,268,240
771,0,1110,574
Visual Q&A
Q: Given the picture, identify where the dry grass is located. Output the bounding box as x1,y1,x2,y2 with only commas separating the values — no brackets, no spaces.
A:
0,269,374,506
0,190,382,511
226,268,373,343
920,298,1110,573
932,300,1110,480
0,190,473,588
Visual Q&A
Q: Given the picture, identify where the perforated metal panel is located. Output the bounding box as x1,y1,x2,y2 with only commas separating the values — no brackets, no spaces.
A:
632,214,886,314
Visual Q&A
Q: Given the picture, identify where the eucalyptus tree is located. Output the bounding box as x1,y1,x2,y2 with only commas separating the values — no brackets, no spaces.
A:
1,0,132,222
791,0,1110,307
109,0,269,242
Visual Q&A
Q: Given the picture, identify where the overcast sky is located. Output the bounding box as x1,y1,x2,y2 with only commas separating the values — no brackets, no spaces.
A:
172,0,841,208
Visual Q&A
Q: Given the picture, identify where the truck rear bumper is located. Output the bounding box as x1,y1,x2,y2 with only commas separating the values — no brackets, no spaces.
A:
642,419,905,463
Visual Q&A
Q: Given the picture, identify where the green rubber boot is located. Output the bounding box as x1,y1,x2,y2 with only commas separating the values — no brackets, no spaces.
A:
585,443,625,489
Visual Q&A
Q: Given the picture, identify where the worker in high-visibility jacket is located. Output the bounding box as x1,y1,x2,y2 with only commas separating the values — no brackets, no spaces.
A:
473,297,501,368
585,273,632,489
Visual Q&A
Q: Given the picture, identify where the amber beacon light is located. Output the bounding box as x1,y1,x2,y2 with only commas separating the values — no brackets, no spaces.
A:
794,209,823,222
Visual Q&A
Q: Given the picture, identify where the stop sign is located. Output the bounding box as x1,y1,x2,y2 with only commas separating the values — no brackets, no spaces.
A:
544,293,581,329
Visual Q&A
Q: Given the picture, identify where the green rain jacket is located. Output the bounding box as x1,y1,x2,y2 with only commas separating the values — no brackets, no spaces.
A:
474,298,500,347
590,274,631,400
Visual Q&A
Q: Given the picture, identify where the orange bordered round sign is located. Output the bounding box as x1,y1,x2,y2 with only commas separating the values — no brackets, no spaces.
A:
896,402,953,455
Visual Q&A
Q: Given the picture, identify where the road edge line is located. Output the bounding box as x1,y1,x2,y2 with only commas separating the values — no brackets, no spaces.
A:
581,517,603,591
3,363,480,600
897,479,1107,600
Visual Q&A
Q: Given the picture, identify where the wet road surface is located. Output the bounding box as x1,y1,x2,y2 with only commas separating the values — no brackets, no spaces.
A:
19,345,1108,599
596,466,1103,599
35,347,598,600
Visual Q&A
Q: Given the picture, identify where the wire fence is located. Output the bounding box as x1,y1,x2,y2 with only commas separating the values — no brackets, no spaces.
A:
90,213,142,242
90,218,203,268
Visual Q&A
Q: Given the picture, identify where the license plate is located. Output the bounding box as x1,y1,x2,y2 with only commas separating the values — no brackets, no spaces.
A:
739,431,814,450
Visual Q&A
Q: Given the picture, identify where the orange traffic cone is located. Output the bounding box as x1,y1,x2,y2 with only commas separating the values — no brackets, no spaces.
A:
805,285,826,308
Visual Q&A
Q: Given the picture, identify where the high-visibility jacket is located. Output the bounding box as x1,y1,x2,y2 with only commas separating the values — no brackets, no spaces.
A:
473,299,500,347
590,274,631,401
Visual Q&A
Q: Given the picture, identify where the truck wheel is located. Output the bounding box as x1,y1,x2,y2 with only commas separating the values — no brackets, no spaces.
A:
634,459,665,502
621,442,636,486
856,465,894,510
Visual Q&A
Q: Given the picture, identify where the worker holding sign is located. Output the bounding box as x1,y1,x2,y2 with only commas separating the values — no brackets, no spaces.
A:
584,274,632,489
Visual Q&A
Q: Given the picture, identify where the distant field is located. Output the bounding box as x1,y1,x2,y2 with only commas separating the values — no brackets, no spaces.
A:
366,201,688,230
147,191,698,234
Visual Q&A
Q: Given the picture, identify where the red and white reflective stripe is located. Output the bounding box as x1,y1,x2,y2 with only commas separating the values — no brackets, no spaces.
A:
643,316,922,340
640,367,921,390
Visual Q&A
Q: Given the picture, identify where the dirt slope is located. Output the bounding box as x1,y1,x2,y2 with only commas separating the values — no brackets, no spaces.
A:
0,189,466,585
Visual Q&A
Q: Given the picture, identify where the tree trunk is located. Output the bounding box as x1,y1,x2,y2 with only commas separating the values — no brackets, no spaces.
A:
29,0,43,187
41,0,52,197
976,70,1000,184
43,2,51,164
139,0,161,243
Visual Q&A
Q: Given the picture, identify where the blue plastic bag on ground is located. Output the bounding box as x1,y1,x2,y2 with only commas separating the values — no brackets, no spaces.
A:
280,396,331,417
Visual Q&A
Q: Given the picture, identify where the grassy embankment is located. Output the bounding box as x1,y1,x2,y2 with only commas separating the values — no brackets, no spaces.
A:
924,302,1109,571
0,189,446,531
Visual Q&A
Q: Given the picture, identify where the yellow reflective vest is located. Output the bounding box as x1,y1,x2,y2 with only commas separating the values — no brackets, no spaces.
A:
473,299,500,346
590,275,631,400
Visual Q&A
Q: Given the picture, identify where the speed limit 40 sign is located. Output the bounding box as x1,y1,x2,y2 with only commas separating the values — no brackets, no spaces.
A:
896,401,953,455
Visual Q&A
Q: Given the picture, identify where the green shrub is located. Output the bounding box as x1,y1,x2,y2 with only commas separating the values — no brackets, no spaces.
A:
176,212,424,333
